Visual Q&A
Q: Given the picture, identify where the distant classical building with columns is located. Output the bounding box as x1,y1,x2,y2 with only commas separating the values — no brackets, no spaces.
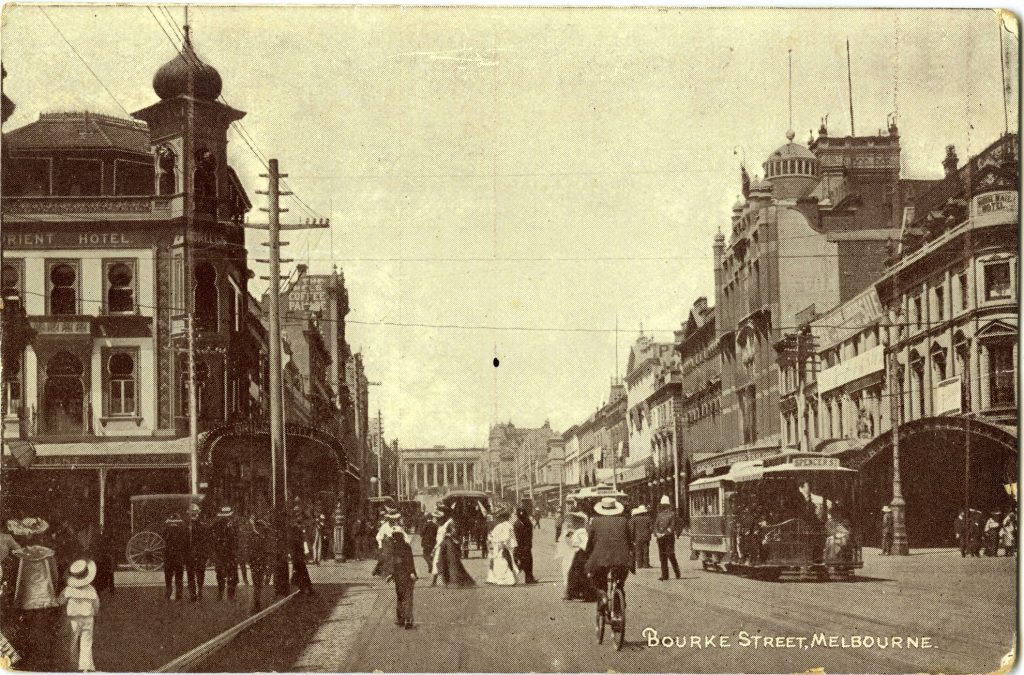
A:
401,447,487,497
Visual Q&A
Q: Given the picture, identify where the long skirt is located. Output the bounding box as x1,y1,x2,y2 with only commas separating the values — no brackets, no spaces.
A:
437,539,475,587
566,551,597,601
486,546,516,586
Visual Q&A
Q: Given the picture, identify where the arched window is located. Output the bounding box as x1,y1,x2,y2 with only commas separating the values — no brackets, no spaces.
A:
49,262,78,315
193,262,219,332
1,261,22,313
44,351,84,434
930,345,948,382
106,261,135,313
193,148,218,218
108,352,137,416
158,146,177,196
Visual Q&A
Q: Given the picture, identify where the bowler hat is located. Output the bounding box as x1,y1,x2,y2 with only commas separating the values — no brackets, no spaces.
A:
217,505,235,517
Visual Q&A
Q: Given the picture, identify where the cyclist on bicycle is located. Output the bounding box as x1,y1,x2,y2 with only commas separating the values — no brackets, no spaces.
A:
584,497,634,607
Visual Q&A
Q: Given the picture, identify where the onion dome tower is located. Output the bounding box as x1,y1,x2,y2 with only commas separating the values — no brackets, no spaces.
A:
762,129,820,200
152,26,223,102
132,24,245,220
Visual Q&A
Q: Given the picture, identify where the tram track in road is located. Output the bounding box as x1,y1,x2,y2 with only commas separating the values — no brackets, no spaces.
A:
629,564,1012,674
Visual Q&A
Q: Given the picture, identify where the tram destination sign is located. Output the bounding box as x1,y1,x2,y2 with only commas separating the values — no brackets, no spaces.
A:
790,456,840,468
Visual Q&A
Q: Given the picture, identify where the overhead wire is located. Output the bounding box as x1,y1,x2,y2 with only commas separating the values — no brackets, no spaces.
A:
12,287,930,337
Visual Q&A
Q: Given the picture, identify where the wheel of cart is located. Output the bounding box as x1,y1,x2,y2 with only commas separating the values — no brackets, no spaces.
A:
126,494,204,572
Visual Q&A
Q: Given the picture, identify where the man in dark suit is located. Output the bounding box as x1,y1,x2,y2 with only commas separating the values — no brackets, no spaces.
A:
585,497,634,601
162,512,190,601
513,507,537,584
186,504,208,601
384,526,417,629
631,505,653,568
420,511,440,576
211,506,240,600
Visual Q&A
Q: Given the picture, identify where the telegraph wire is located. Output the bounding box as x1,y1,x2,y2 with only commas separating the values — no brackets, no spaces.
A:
38,8,130,117
12,288,937,336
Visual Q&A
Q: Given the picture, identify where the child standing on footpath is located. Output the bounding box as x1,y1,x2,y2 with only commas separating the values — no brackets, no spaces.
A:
59,559,99,672
384,525,417,629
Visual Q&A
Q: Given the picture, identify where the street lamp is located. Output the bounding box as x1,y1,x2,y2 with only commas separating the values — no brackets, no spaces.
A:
883,308,910,555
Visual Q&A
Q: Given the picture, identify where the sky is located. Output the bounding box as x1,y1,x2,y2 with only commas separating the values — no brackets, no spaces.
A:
1,7,1016,448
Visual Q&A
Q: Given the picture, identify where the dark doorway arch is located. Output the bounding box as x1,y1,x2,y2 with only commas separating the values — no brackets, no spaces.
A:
850,417,1017,548
197,421,347,516
43,351,84,434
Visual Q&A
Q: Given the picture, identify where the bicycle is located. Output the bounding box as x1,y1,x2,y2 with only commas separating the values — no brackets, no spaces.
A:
595,569,626,650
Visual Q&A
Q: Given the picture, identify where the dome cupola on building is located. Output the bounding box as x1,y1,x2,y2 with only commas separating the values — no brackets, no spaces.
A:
153,28,223,101
762,129,821,199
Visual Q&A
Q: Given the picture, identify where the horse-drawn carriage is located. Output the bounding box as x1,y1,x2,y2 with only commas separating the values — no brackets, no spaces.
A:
440,490,490,558
125,494,203,572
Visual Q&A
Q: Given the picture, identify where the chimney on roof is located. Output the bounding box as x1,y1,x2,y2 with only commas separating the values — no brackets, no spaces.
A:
943,145,959,177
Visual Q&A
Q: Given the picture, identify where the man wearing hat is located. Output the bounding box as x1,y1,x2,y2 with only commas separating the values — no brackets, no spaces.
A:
584,497,633,602
58,559,98,672
513,506,537,584
186,504,208,602
631,505,653,569
420,510,440,577
653,495,681,580
289,506,315,595
211,506,240,600
161,511,190,601
880,506,894,555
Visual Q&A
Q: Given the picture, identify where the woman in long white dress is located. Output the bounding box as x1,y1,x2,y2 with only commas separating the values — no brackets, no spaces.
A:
486,508,518,586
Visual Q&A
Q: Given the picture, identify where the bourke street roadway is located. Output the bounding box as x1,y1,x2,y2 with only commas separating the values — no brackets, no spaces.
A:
203,520,1014,674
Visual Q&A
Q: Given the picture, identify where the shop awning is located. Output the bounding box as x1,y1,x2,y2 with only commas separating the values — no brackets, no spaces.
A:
2,439,36,468
27,437,191,468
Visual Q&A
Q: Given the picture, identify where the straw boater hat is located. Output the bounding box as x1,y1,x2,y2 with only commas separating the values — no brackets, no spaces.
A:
631,505,648,516
429,509,444,520
881,506,892,512
594,497,624,516
383,507,401,520
66,559,97,588
217,505,234,518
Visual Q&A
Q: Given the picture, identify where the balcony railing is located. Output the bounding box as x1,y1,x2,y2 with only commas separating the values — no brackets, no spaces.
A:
3,194,179,218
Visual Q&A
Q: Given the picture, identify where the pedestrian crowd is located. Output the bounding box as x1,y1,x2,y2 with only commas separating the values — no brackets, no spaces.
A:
160,501,317,611
951,507,1016,558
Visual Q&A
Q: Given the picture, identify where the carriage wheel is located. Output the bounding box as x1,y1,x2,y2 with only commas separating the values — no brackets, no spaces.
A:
126,530,166,572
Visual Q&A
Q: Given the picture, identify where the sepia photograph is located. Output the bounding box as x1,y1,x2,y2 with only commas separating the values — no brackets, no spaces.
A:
0,5,1018,673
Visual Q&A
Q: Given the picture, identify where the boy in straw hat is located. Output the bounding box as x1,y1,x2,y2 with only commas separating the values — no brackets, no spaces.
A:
59,559,99,672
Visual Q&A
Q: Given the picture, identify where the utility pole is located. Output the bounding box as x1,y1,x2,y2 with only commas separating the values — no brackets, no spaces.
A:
248,159,328,508
376,409,384,498
187,315,199,494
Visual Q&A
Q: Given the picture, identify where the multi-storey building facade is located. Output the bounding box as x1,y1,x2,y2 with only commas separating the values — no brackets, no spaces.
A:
773,133,1019,546
0,36,259,546
625,335,682,509
676,296,723,478
703,120,912,479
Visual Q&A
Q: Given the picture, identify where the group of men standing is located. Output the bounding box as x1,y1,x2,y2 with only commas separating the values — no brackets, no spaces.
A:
161,503,315,613
953,508,1017,558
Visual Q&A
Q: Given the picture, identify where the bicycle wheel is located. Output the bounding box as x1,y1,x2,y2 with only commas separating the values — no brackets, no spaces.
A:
611,587,626,650
595,601,606,644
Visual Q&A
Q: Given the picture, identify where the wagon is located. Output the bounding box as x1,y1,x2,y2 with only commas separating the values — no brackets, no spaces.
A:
125,494,203,572
440,490,491,558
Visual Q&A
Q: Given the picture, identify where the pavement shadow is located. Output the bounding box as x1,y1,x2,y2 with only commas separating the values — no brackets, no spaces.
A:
191,583,365,672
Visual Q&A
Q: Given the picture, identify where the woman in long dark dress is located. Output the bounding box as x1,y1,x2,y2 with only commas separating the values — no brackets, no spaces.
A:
432,512,475,587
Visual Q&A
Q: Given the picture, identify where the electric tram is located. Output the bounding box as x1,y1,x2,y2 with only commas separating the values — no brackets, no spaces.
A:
566,484,631,519
688,452,862,580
